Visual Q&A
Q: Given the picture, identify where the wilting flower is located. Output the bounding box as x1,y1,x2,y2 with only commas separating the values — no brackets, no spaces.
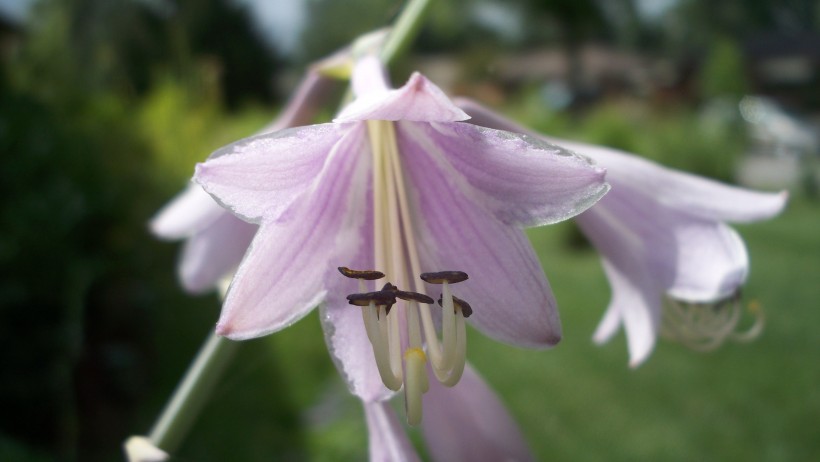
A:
194,56,608,423
150,69,338,292
457,99,788,367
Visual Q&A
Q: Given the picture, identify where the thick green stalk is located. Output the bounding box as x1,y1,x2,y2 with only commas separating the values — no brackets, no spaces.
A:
380,0,434,65
147,332,239,452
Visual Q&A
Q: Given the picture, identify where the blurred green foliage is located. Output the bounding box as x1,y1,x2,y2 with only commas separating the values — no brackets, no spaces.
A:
505,87,747,182
700,37,749,101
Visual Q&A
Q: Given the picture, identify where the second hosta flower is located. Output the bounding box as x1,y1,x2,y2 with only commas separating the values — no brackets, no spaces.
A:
457,98,787,367
194,57,608,418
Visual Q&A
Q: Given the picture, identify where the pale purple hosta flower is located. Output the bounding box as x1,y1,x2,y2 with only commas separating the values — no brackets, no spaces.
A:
194,56,608,423
365,364,534,462
150,69,338,292
457,98,788,367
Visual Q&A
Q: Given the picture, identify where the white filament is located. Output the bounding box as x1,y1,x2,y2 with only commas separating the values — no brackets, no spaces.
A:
364,120,469,425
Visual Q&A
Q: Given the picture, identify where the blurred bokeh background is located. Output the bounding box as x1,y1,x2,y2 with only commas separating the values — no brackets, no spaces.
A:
1,0,818,461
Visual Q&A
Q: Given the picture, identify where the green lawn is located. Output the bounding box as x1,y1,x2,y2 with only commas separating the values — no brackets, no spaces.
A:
139,193,819,461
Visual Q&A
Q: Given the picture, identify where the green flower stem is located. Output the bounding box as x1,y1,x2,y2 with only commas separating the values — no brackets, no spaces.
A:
380,0,433,65
148,332,239,453
139,0,433,455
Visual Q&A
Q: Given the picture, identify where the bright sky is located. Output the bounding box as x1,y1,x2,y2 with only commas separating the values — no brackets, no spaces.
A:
0,0,30,22
235,0,306,54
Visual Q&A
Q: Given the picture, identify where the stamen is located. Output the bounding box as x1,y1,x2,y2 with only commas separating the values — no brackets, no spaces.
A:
337,267,385,281
433,294,470,386
420,271,469,284
660,292,764,352
388,304,403,377
421,272,469,371
346,291,397,307
381,122,447,368
439,311,467,387
440,282,456,370
437,294,473,318
361,118,473,424
731,300,766,342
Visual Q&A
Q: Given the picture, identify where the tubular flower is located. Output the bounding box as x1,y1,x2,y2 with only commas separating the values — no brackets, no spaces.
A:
194,57,609,418
150,69,339,293
456,98,788,367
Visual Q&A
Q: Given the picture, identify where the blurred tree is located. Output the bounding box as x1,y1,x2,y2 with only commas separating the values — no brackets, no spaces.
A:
14,0,279,107
671,0,819,48
0,0,285,460
298,0,400,61
699,37,749,100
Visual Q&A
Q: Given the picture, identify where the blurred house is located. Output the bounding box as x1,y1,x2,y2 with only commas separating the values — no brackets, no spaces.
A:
745,32,820,111
736,95,819,191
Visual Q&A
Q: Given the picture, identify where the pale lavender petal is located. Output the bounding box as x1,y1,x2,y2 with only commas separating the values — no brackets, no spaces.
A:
402,122,608,228
592,184,752,302
600,259,659,368
456,97,787,224
258,70,339,134
336,72,469,123
398,124,561,347
667,222,748,301
194,124,347,223
591,302,621,345
178,213,257,294
150,183,225,239
547,139,788,224
422,364,534,462
453,98,533,136
577,206,662,367
321,196,395,402
350,55,391,98
364,401,420,462
215,125,370,339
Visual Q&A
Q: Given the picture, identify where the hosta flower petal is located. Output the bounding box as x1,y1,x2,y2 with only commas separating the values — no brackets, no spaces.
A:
210,126,370,339
403,122,608,228
336,59,469,123
667,221,748,301
195,124,347,223
261,70,339,133
397,123,562,347
577,204,663,366
544,139,788,223
321,299,391,402
422,364,534,462
150,183,225,239
364,401,421,462
321,205,394,402
178,213,256,294
599,259,660,367
591,300,621,345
